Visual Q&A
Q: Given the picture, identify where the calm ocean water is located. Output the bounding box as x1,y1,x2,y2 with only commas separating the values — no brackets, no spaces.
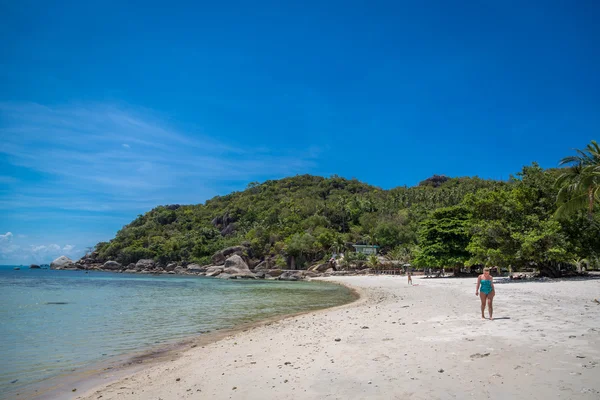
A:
0,265,354,399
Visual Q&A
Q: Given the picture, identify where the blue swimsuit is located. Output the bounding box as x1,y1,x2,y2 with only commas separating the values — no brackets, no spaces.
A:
480,279,493,294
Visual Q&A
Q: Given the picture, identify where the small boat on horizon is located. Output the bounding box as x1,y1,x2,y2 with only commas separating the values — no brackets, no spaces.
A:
14,267,20,270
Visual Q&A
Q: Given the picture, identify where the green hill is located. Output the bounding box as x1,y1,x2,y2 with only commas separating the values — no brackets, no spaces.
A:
94,165,600,275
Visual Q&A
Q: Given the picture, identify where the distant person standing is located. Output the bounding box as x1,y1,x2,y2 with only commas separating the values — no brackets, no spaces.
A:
407,270,413,285
476,267,495,320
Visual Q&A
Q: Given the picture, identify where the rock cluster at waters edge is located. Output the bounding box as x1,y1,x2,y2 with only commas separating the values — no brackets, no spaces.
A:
49,244,371,281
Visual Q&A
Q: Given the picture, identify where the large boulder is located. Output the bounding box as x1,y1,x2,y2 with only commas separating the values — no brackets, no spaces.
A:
136,259,155,270
102,261,122,270
223,255,255,278
266,269,283,277
211,246,245,265
51,256,75,270
29,264,41,269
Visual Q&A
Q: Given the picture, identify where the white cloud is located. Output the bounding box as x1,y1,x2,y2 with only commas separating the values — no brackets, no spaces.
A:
122,143,130,148
0,232,13,241
0,232,80,264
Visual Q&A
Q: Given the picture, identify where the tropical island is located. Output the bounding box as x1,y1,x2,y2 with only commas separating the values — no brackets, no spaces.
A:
54,141,600,280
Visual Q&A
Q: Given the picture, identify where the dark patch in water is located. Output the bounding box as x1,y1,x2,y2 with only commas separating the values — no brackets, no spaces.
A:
45,302,69,305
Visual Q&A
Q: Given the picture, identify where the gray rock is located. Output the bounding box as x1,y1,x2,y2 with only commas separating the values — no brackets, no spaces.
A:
307,263,330,273
136,259,155,270
29,264,41,269
217,273,233,279
211,246,245,265
278,271,301,281
186,263,206,273
102,261,122,270
174,266,187,274
253,260,272,271
205,266,224,277
267,269,283,277
51,256,75,270
165,262,178,271
224,255,249,272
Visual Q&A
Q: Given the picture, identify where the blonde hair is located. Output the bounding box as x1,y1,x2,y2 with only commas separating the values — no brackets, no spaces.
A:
483,267,490,272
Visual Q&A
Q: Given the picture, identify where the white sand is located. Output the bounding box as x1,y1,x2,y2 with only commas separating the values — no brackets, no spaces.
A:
75,276,600,400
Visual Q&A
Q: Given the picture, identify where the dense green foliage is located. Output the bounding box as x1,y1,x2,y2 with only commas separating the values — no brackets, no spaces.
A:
96,144,600,274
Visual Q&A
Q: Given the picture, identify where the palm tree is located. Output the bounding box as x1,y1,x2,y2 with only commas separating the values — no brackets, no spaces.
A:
556,140,600,219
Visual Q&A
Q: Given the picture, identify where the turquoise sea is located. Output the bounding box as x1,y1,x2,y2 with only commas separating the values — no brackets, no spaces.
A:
0,265,354,399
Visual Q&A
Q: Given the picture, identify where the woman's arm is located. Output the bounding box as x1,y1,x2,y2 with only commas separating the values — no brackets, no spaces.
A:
476,275,481,295
491,276,495,291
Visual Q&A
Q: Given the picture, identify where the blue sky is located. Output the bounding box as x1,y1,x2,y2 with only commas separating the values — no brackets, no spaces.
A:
1,1,599,264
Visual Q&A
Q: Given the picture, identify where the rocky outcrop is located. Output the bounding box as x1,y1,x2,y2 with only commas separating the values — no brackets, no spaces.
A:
223,255,255,279
51,256,75,270
102,261,122,270
136,259,155,270
211,246,245,265
29,264,41,269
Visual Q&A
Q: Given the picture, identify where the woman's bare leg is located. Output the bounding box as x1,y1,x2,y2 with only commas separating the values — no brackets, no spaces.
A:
487,291,495,320
479,293,487,319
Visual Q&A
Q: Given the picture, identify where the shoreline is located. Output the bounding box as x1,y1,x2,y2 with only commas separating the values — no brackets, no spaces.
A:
72,275,599,400
23,279,360,400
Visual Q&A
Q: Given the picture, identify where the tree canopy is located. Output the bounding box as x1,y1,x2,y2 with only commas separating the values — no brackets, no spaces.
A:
95,142,600,274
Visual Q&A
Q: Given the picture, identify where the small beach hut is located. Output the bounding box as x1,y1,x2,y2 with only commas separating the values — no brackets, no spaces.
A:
352,244,379,255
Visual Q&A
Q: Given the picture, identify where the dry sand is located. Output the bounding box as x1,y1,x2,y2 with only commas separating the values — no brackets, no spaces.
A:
73,276,600,400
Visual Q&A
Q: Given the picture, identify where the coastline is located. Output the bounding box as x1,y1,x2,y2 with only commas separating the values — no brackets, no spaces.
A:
70,275,600,400
23,279,360,400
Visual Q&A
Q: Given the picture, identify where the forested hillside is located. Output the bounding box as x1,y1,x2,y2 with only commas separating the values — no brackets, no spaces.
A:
94,156,600,276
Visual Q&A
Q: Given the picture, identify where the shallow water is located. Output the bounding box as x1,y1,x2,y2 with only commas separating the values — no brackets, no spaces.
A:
0,266,354,399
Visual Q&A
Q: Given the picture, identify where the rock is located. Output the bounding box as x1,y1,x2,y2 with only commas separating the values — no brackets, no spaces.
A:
102,261,122,270
205,266,224,277
335,338,341,342
211,246,245,265
325,268,334,273
278,271,301,281
29,264,41,269
174,266,187,274
438,369,444,373
222,255,255,278
217,273,233,279
51,256,75,270
266,269,283,277
254,271,266,279
124,269,137,273
307,263,330,272
220,223,236,236
165,263,178,272
253,260,272,271
186,264,206,273
136,259,155,270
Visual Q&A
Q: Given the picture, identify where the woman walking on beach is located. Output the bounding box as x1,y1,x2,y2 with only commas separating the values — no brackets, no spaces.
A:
476,267,495,320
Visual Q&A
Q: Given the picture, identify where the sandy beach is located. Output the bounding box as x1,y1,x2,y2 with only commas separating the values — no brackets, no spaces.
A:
72,276,600,400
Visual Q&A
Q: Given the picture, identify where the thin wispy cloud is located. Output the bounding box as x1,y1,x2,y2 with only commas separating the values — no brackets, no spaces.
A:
0,102,322,263
0,101,320,207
